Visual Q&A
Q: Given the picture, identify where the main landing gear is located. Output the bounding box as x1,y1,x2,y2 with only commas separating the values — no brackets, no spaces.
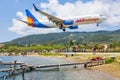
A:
58,24,66,31
63,28,66,31
97,23,99,26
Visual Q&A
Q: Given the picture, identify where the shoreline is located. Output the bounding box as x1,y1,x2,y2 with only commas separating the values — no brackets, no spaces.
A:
89,63,120,78
0,52,120,78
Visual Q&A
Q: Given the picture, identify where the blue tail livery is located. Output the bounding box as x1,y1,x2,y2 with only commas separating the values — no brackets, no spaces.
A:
19,9,50,28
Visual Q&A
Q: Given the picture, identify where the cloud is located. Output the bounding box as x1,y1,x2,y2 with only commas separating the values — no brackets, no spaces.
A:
9,0,120,35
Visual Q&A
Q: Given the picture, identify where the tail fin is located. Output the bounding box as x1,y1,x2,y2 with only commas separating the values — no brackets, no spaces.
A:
25,9,38,24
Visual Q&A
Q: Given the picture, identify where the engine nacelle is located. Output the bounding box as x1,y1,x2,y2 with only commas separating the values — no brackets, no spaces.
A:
64,19,74,25
69,26,78,29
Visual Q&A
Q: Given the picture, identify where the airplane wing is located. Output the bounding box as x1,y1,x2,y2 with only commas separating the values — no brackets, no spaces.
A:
33,4,64,27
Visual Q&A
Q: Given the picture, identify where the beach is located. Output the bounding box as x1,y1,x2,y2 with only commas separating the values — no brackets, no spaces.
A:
90,63,120,78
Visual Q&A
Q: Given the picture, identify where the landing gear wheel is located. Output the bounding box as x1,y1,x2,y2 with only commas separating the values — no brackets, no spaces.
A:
97,23,99,26
58,24,63,29
63,28,66,31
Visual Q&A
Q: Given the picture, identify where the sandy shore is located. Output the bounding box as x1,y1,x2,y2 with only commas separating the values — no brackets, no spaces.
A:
89,63,120,78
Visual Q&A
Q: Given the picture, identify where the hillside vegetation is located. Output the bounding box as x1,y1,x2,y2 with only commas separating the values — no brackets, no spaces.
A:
5,29,120,45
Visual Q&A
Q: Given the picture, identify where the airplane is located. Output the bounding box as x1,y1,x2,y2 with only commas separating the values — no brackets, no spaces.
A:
19,4,106,31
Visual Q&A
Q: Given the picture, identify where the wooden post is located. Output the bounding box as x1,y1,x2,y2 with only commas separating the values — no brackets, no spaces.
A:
84,62,87,68
12,60,17,75
73,65,77,68
3,76,7,80
8,70,11,76
22,67,25,80
57,64,60,70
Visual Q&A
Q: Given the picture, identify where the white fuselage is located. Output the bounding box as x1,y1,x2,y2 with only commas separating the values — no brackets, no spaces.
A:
41,14,106,28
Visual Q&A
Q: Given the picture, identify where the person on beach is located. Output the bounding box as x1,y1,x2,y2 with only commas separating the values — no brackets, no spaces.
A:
92,47,96,55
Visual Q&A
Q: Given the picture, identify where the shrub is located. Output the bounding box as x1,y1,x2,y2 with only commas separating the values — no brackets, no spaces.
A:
105,57,115,64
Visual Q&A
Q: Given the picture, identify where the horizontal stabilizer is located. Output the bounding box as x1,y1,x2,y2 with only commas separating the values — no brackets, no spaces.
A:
18,19,33,25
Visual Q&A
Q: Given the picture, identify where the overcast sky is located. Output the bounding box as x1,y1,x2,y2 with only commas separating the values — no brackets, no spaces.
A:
0,0,120,43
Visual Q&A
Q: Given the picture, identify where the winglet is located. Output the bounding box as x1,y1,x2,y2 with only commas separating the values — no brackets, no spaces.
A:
33,4,39,11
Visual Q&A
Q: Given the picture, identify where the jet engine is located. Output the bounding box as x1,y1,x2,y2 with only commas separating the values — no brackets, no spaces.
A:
69,26,78,29
64,20,74,25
